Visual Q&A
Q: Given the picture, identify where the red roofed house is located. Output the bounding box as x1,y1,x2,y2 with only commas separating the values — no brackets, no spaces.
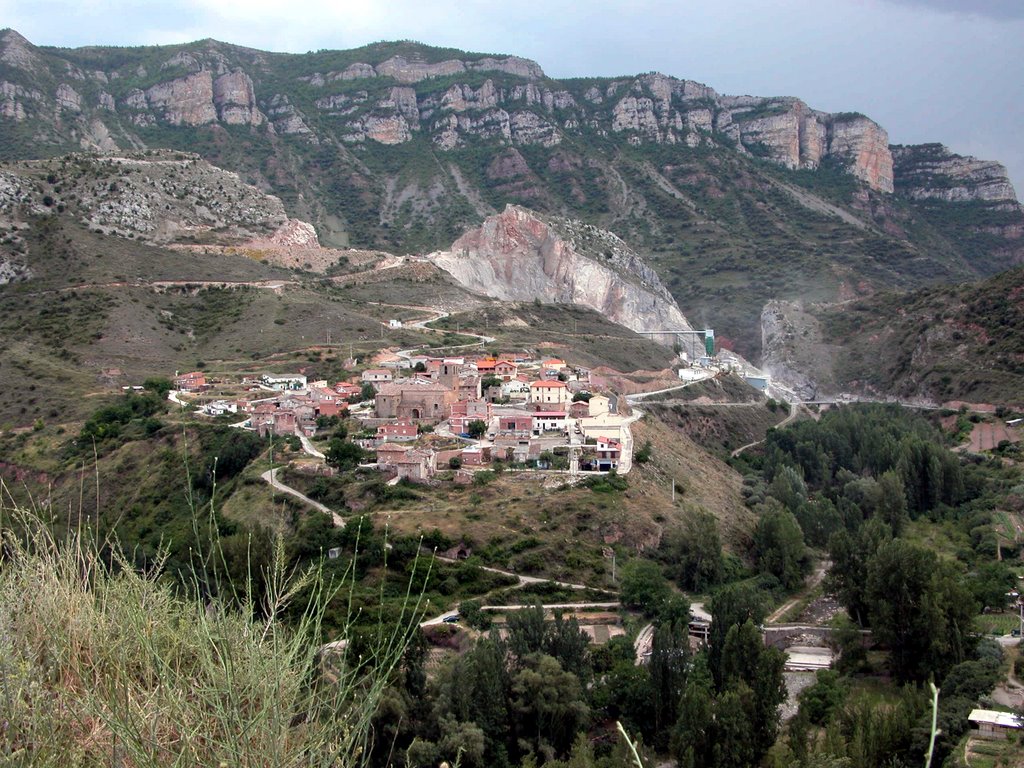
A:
596,437,621,471
541,358,566,371
377,420,418,442
334,382,363,400
174,371,206,392
529,380,570,410
475,358,497,375
495,360,518,380
309,386,347,418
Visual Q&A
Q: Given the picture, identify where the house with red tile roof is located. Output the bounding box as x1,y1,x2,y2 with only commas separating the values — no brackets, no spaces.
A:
529,380,569,409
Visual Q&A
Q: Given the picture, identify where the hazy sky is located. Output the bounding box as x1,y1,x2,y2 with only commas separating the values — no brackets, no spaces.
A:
3,0,1022,193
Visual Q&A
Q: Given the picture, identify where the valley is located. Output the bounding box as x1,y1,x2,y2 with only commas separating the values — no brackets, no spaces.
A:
1,27,1023,768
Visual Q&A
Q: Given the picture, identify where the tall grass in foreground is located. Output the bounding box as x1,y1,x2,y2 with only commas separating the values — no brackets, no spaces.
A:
0,495,420,767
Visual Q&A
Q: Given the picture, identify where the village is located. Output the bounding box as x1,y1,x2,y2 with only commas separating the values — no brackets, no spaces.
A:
170,350,640,484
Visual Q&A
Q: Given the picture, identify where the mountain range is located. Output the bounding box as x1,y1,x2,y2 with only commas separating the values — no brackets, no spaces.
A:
1,28,1022,403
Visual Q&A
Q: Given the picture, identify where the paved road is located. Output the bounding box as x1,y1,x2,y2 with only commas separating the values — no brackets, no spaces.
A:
260,467,344,527
296,431,325,459
625,374,717,403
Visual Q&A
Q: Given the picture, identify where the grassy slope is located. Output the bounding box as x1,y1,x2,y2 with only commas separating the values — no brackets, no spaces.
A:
429,302,678,372
0,218,479,427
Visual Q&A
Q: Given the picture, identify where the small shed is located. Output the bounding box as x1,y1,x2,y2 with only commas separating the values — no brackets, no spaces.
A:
968,709,1023,739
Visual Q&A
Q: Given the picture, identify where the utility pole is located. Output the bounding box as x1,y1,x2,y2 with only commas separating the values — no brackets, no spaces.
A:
671,478,675,502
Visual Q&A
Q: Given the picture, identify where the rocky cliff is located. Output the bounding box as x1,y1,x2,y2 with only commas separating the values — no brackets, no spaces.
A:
892,143,1020,204
0,29,899,193
426,204,694,337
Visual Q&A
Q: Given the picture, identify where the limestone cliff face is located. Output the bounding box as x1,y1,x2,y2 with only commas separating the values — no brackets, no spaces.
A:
0,29,1017,207
728,102,892,192
426,205,694,338
213,70,264,126
827,115,893,193
144,72,218,126
892,143,1020,203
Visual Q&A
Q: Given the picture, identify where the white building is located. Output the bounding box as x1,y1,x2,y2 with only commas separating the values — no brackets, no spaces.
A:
261,373,308,391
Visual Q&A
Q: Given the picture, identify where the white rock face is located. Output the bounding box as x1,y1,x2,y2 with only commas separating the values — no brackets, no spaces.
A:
213,70,264,125
55,83,82,112
145,72,217,126
426,205,694,338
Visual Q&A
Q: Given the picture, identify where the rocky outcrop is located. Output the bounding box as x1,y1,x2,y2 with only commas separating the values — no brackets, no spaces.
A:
0,30,1015,209
304,54,544,87
263,94,315,140
0,80,43,121
145,72,217,126
4,151,288,242
55,83,82,113
827,115,893,193
376,55,466,84
0,29,42,71
759,300,834,400
426,205,694,338
892,143,1020,203
213,70,264,125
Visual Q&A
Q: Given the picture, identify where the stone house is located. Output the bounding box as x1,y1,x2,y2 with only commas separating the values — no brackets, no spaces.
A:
395,450,435,484
376,443,411,470
569,400,590,419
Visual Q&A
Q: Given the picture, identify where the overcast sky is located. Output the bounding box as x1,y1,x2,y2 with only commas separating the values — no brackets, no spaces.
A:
3,0,1022,193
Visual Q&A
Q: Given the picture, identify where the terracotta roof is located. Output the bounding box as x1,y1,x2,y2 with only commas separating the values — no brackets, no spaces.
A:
530,380,566,388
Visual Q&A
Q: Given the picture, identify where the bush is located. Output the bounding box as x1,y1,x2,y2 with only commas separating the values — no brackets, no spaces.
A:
634,440,652,464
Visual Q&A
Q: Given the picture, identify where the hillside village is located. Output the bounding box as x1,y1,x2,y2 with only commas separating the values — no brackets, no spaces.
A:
171,348,654,484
